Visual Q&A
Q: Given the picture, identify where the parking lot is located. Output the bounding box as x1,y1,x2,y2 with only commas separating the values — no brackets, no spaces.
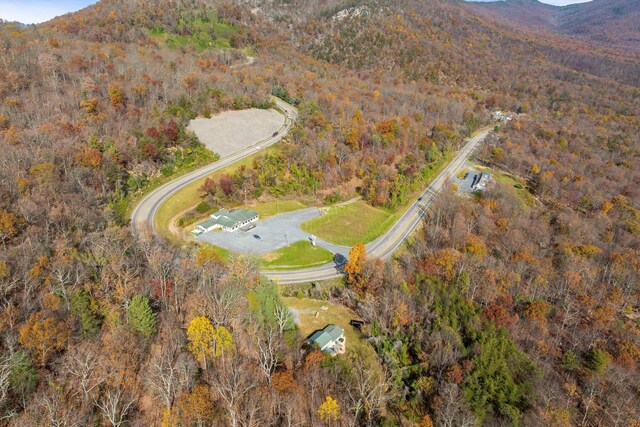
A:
187,108,284,158
196,207,350,256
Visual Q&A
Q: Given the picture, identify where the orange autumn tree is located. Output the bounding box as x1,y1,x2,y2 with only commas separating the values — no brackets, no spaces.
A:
19,310,70,365
0,208,26,243
344,243,367,292
271,370,297,394
164,384,216,427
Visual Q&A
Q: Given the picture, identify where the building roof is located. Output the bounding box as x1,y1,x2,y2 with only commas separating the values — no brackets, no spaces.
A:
198,218,218,229
324,324,345,340
212,208,258,228
307,324,345,349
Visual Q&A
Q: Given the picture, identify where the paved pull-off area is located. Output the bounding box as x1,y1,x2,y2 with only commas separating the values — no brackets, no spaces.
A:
187,108,284,158
196,207,350,256
130,98,298,237
131,94,491,284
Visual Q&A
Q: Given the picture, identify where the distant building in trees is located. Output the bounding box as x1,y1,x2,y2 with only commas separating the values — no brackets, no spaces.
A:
492,110,513,122
458,170,492,194
192,208,258,235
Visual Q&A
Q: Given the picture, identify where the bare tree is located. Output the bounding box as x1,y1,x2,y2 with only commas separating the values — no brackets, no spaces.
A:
203,278,246,327
208,356,259,427
0,355,10,410
273,304,293,335
94,388,136,427
38,387,83,427
346,356,392,425
62,346,102,403
255,327,280,386
145,340,196,409
435,383,477,427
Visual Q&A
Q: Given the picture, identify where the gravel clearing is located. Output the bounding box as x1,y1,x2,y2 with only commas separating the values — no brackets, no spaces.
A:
187,108,285,158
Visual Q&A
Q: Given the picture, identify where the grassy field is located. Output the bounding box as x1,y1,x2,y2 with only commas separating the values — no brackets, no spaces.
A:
300,200,394,246
149,16,239,50
300,151,454,247
281,297,378,365
475,165,537,208
260,241,334,270
456,167,470,179
279,278,345,297
238,200,307,219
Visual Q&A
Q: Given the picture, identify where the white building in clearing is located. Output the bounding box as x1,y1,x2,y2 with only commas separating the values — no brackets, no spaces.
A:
472,172,491,191
192,208,259,235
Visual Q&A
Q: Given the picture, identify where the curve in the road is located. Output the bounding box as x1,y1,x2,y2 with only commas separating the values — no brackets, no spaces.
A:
130,98,298,237
262,129,491,284
131,99,490,285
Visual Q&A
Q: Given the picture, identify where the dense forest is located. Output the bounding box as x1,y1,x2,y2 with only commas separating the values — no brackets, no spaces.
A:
0,0,638,425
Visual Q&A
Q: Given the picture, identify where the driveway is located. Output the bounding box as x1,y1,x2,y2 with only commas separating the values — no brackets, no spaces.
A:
196,207,350,256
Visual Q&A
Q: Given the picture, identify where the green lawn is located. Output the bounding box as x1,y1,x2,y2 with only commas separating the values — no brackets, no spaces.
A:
239,200,307,219
475,165,537,208
281,297,378,366
261,241,334,270
300,200,394,246
202,244,234,263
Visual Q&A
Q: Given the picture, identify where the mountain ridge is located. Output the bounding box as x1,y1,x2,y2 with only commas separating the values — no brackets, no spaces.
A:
469,0,640,50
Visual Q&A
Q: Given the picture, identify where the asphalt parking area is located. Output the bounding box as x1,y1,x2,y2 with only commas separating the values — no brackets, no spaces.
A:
187,108,284,158
196,208,349,256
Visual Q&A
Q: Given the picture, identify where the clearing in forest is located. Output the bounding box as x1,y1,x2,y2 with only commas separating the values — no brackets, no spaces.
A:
282,297,378,366
300,200,394,247
260,241,334,270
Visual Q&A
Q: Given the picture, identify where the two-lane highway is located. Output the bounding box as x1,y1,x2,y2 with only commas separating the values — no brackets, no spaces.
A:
131,99,490,285
262,129,491,284
130,98,298,236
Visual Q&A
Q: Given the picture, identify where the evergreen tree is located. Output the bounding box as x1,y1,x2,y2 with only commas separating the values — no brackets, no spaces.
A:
586,348,611,374
70,288,102,338
9,352,38,403
127,295,157,337
463,324,539,426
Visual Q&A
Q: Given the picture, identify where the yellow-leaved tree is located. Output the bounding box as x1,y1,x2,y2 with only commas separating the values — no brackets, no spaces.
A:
187,316,234,369
344,243,366,291
317,396,340,424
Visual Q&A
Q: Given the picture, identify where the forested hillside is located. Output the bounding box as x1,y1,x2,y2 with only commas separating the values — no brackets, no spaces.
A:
472,0,640,51
0,0,638,425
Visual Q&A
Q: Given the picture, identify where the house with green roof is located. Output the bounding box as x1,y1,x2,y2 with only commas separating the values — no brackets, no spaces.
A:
307,324,346,355
192,208,259,234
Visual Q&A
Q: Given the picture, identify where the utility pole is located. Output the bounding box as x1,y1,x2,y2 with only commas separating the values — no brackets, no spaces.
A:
285,231,289,246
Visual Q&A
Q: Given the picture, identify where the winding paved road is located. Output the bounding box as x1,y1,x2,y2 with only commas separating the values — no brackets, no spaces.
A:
130,98,298,236
131,96,490,284
262,129,491,284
